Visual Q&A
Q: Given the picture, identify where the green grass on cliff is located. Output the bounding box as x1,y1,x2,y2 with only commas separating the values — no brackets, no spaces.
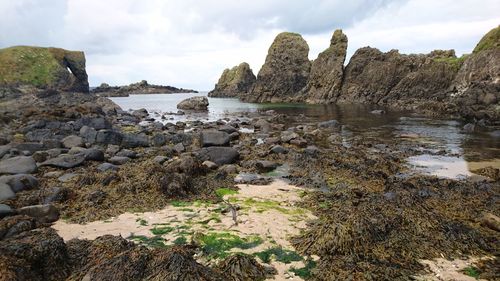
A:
473,26,500,53
0,46,62,87
433,55,468,71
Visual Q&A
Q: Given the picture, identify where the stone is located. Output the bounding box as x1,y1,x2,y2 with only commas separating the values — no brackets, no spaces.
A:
201,130,231,147
208,62,256,97
270,145,287,154
0,203,14,218
177,96,209,111
62,135,84,148
370,110,386,115
153,156,169,164
198,147,239,165
304,145,320,156
151,133,167,147
79,125,98,144
121,133,149,148
116,149,137,159
173,143,185,153
245,32,311,103
132,108,149,118
481,213,500,232
290,138,308,147
96,130,123,145
108,156,131,165
0,156,37,174
463,123,476,133
219,164,239,174
0,174,39,192
301,29,348,103
219,125,238,134
318,119,340,129
13,142,44,154
255,160,278,172
17,204,60,223
75,148,105,161
280,131,299,143
0,145,11,158
40,153,86,169
202,160,218,169
0,183,15,202
58,173,78,183
97,163,119,172
43,187,71,204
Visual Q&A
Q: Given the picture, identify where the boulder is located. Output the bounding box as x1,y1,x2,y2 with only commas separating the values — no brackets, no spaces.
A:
255,160,278,172
96,130,123,145
301,29,348,103
199,147,239,165
0,46,89,92
40,153,86,169
208,62,256,97
201,130,231,147
177,96,209,111
318,119,341,129
16,204,60,223
0,174,38,192
0,182,15,202
246,32,311,102
0,203,14,218
121,133,149,148
108,156,131,165
0,156,37,174
62,135,84,148
97,163,119,172
270,145,287,154
481,213,500,232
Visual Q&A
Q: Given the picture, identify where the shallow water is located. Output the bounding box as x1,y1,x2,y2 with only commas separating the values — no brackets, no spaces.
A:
110,93,500,179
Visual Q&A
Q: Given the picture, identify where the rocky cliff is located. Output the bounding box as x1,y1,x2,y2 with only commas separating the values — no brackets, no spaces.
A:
300,29,348,104
208,63,256,98
448,25,499,120
243,32,311,103
0,46,89,93
91,80,198,97
213,25,499,121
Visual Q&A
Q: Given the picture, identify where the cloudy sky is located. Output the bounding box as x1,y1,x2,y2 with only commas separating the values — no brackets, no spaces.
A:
0,0,498,90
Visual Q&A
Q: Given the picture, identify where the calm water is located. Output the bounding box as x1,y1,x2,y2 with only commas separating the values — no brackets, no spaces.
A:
111,93,500,179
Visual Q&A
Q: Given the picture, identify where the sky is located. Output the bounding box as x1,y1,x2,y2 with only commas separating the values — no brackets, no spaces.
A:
0,0,499,90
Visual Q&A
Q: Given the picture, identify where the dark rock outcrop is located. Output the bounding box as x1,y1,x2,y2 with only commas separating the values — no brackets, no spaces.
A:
0,46,89,92
208,62,256,97
244,32,311,103
92,80,198,97
300,29,348,103
449,25,500,120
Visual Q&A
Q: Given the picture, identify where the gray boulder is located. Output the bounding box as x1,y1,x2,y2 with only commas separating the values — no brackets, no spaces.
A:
0,174,39,192
97,162,119,172
17,204,60,223
201,130,231,147
62,135,84,148
0,203,14,218
199,147,239,165
208,62,256,98
0,183,15,202
177,96,209,111
108,156,131,165
0,156,37,174
40,153,86,169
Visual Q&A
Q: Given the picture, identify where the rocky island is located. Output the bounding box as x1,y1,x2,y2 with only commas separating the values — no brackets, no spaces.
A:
0,27,499,281
92,80,198,97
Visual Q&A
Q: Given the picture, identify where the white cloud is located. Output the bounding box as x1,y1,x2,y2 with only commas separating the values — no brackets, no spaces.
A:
0,0,498,90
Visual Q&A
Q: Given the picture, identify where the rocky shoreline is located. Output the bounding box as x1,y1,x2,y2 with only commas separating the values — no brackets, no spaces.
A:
0,84,499,280
92,80,198,97
0,25,499,281
210,26,499,124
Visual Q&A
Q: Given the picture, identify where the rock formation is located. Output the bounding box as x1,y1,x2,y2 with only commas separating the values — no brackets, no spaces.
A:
92,80,198,97
0,46,89,92
208,62,256,97
177,96,209,111
244,32,311,103
300,29,348,103
449,25,500,120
